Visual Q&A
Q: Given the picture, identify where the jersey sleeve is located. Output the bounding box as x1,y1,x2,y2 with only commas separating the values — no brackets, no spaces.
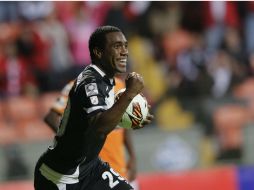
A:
76,77,111,115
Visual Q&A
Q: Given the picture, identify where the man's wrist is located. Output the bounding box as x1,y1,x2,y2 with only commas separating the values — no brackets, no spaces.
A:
124,90,137,100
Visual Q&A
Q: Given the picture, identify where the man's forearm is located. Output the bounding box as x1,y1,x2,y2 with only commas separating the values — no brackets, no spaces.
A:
93,91,135,134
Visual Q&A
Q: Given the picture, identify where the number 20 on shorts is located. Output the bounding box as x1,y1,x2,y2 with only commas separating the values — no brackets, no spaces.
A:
102,168,126,188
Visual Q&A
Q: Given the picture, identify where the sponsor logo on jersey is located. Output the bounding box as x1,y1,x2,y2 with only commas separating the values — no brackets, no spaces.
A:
85,83,98,96
90,96,99,105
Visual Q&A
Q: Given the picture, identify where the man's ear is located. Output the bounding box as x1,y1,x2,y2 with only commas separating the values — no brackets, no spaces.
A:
93,47,102,59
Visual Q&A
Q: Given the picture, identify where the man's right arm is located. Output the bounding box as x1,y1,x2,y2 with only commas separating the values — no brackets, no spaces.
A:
89,72,145,135
44,81,73,133
44,110,61,133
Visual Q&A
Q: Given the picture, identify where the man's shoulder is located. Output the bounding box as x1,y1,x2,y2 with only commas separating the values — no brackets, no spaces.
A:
73,66,99,89
79,66,102,84
83,65,97,77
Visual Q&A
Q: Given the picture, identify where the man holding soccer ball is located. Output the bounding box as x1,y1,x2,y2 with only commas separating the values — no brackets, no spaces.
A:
34,25,153,190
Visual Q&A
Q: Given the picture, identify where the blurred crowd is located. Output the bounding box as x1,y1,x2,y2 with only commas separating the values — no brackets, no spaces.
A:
0,1,253,96
1,1,254,164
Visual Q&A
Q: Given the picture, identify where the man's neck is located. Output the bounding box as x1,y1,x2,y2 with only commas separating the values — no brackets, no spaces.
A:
92,62,114,78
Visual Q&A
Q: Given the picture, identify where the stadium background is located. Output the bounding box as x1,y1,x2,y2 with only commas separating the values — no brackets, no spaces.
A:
1,1,254,189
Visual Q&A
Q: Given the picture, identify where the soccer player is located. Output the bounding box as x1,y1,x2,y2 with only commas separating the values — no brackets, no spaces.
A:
44,77,139,189
34,25,152,190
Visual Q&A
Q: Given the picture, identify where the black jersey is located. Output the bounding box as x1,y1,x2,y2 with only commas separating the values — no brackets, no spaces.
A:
38,64,115,183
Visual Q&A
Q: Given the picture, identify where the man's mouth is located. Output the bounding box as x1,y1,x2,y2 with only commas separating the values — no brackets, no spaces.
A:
118,59,127,65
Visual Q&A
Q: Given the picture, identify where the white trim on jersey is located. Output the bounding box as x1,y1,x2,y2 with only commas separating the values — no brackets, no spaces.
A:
84,105,107,114
90,64,106,77
39,163,79,184
56,183,67,190
90,64,114,85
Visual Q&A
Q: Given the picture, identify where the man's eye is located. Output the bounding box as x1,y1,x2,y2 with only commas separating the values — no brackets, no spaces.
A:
114,44,128,49
114,44,121,49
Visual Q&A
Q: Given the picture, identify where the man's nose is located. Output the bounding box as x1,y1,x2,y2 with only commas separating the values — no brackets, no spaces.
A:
121,47,128,55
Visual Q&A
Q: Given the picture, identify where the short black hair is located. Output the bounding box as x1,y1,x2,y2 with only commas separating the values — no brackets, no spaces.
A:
89,25,122,61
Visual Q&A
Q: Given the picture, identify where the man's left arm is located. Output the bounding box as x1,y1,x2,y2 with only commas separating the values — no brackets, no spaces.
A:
124,129,137,182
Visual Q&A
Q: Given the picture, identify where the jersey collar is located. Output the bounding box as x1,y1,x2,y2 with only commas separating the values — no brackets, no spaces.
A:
90,64,115,86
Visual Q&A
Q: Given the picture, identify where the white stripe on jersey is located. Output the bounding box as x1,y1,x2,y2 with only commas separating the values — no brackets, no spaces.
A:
56,183,67,190
39,163,79,184
84,105,107,114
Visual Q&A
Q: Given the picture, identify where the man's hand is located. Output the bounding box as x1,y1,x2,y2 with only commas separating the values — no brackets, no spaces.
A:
125,72,144,99
127,158,137,182
133,105,154,130
124,72,154,130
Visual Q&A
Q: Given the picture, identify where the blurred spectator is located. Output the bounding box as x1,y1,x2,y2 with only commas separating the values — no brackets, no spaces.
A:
148,2,182,38
65,2,97,76
3,144,29,181
148,2,183,63
244,2,254,55
103,2,131,34
162,29,193,66
207,49,245,99
247,52,254,76
128,32,167,104
222,27,247,67
53,2,75,24
175,33,212,98
38,9,72,72
0,2,19,23
0,23,20,44
213,104,249,161
181,2,204,33
17,1,53,21
0,42,36,98
36,8,73,90
171,33,213,134
85,1,112,26
124,1,150,23
202,2,240,54
16,22,50,92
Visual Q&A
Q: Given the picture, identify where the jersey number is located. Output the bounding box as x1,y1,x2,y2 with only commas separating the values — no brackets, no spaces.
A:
102,168,125,189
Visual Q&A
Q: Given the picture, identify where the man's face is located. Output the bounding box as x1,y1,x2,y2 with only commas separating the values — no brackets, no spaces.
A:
102,32,128,75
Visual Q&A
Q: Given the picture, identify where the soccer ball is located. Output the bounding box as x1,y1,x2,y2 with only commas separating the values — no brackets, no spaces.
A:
115,88,149,129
